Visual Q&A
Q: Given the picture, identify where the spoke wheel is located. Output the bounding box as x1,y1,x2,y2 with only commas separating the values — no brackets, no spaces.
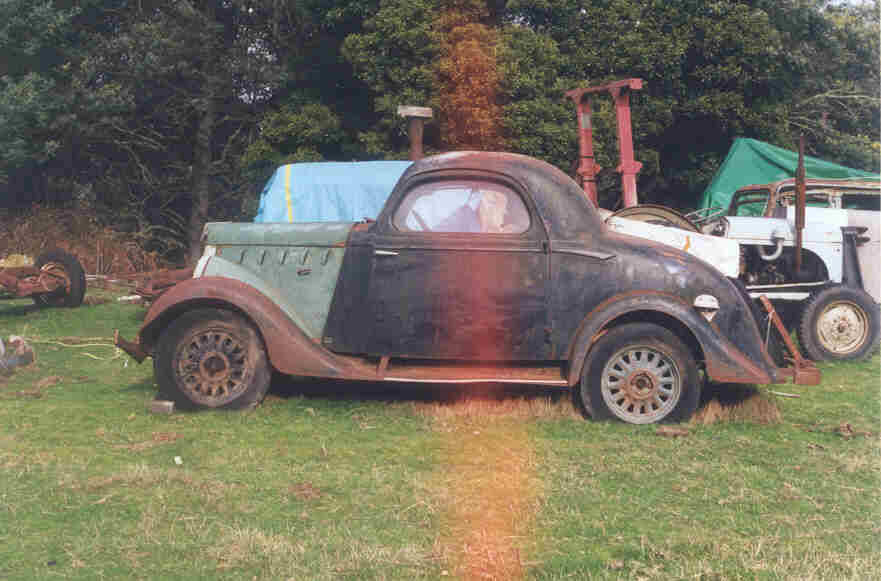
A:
578,322,700,424
600,345,682,424
177,329,249,406
154,308,271,410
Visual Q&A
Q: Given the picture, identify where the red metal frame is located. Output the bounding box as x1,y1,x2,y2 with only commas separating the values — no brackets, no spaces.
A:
566,78,643,207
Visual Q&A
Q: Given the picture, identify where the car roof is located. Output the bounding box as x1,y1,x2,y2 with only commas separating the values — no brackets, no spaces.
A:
390,151,603,239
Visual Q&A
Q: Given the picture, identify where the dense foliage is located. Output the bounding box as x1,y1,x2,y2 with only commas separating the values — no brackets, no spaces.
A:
1,0,878,261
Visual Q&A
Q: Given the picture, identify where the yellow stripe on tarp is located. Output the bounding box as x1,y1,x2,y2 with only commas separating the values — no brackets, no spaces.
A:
284,164,293,222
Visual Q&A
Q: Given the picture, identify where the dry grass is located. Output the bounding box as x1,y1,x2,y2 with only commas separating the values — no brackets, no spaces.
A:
416,388,549,580
692,386,782,425
0,206,163,274
410,384,581,423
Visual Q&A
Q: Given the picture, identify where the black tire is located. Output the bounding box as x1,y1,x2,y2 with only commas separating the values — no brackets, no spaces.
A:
154,308,271,411
32,250,87,308
797,285,880,361
577,323,701,424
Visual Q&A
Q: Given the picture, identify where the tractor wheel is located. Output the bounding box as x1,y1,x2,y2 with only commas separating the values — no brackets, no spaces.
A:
797,285,880,361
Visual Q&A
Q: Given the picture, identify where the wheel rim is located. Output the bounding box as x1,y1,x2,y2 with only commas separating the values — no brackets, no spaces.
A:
36,262,72,304
816,300,869,355
601,345,682,424
176,329,249,406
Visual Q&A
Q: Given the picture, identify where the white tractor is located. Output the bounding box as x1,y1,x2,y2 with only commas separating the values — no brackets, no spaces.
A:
699,176,880,361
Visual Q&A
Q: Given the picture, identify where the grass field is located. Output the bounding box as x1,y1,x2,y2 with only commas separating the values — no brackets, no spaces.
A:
1,288,879,580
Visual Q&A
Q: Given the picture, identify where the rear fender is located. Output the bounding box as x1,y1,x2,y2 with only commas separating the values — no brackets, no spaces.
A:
138,276,369,379
566,291,774,386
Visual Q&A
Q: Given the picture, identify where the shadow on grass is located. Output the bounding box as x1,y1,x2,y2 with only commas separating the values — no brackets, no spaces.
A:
0,302,41,317
268,374,572,407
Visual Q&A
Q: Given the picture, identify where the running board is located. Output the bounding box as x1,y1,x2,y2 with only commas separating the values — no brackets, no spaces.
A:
377,361,569,386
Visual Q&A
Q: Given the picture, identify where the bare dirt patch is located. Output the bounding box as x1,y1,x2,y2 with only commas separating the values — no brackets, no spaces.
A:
114,432,183,452
289,482,322,501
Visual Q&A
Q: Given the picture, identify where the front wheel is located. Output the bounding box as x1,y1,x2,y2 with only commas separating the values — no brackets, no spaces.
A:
577,323,701,424
154,308,271,410
797,286,880,361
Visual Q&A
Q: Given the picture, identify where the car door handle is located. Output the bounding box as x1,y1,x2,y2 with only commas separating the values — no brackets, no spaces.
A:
374,249,399,256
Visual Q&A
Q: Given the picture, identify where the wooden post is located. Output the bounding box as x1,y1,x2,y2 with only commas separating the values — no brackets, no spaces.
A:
397,106,433,160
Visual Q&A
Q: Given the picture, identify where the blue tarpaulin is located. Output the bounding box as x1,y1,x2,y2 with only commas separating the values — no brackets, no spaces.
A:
253,161,413,223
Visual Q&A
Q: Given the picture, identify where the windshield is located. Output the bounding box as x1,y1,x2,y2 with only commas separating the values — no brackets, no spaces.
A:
729,190,769,216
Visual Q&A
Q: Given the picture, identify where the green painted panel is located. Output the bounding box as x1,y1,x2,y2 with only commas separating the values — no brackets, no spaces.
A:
199,222,354,339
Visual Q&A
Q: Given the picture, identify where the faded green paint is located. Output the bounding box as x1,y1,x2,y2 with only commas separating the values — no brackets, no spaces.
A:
203,222,354,247
199,222,354,338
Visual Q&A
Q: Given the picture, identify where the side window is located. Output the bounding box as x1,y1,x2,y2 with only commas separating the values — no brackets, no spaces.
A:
393,180,530,234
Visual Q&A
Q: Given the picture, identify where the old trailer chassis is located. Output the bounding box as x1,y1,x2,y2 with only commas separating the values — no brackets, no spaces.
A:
0,263,71,299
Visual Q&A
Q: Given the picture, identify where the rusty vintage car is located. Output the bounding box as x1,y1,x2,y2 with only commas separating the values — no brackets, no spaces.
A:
116,152,818,423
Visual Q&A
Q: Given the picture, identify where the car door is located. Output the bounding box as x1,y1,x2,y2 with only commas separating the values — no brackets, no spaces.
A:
363,175,551,360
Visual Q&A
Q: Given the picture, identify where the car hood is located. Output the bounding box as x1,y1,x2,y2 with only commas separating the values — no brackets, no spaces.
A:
203,221,356,247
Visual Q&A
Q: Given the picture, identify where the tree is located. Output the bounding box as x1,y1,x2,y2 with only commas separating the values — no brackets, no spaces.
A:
76,0,296,261
0,0,127,205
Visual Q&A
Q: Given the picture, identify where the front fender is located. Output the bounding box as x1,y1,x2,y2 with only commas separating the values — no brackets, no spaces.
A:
138,276,371,379
566,291,775,386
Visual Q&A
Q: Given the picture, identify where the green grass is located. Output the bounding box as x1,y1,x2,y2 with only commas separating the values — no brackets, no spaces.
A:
1,291,879,580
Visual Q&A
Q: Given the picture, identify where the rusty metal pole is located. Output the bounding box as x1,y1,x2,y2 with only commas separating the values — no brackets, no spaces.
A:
794,135,807,275
397,106,433,161
565,91,602,205
565,79,643,208
610,82,643,208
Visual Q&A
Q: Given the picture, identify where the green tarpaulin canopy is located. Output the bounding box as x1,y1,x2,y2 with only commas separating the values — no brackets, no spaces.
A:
699,138,880,210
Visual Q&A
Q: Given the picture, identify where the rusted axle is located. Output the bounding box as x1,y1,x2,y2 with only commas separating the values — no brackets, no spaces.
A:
134,267,194,301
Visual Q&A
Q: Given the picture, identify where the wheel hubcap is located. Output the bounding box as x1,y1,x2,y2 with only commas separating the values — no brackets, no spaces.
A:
177,330,248,404
816,301,868,355
601,346,681,424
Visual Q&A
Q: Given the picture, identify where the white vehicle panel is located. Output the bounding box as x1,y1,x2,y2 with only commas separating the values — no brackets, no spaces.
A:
605,216,740,277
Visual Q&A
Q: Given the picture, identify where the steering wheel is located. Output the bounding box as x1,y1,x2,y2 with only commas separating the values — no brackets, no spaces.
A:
685,206,726,225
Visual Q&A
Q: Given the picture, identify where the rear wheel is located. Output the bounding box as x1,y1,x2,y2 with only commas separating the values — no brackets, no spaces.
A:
32,250,86,308
797,286,880,361
154,308,271,410
578,323,701,424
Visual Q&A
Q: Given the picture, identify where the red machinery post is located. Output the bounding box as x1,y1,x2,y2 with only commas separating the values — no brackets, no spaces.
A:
566,91,602,205
566,78,643,208
610,84,642,208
